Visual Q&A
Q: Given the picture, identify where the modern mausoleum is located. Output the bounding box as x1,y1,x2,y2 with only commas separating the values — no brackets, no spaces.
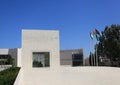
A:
1,29,120,85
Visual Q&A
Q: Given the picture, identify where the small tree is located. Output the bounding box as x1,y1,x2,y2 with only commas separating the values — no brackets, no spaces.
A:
7,55,14,66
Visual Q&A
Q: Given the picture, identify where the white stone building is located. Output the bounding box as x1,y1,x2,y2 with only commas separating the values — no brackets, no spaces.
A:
1,29,120,85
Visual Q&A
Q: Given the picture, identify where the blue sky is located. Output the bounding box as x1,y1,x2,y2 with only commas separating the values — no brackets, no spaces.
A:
0,0,120,57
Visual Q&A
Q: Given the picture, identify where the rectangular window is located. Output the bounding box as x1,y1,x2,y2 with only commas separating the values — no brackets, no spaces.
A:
72,53,83,66
32,52,50,67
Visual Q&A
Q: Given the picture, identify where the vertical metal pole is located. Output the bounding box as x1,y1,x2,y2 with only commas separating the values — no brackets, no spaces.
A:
93,39,96,66
96,44,98,66
90,39,93,66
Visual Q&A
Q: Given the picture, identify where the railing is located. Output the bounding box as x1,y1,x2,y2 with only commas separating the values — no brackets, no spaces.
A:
0,65,12,71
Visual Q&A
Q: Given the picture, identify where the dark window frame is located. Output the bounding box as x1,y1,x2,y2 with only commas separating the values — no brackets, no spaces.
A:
32,52,50,68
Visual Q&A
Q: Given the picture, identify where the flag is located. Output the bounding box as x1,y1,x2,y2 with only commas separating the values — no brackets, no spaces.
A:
90,32,94,39
95,29,100,35
90,28,100,40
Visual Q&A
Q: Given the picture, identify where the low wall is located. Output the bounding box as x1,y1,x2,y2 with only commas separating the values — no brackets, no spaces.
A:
18,67,120,85
14,68,23,85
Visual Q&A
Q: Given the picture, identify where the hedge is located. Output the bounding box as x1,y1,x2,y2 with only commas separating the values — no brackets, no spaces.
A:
0,67,20,85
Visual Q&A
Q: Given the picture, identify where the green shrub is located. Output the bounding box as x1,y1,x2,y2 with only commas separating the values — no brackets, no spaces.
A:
0,67,20,85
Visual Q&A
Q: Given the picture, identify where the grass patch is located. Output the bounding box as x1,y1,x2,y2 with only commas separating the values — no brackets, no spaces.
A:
0,67,20,85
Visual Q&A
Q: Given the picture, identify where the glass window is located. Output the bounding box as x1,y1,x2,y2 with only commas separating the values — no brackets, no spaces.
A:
32,52,50,67
72,53,83,66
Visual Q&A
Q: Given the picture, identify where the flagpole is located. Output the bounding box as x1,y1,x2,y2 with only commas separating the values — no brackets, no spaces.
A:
96,43,98,66
90,28,100,66
95,28,100,66
90,32,93,66
90,39,93,66
94,38,96,66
